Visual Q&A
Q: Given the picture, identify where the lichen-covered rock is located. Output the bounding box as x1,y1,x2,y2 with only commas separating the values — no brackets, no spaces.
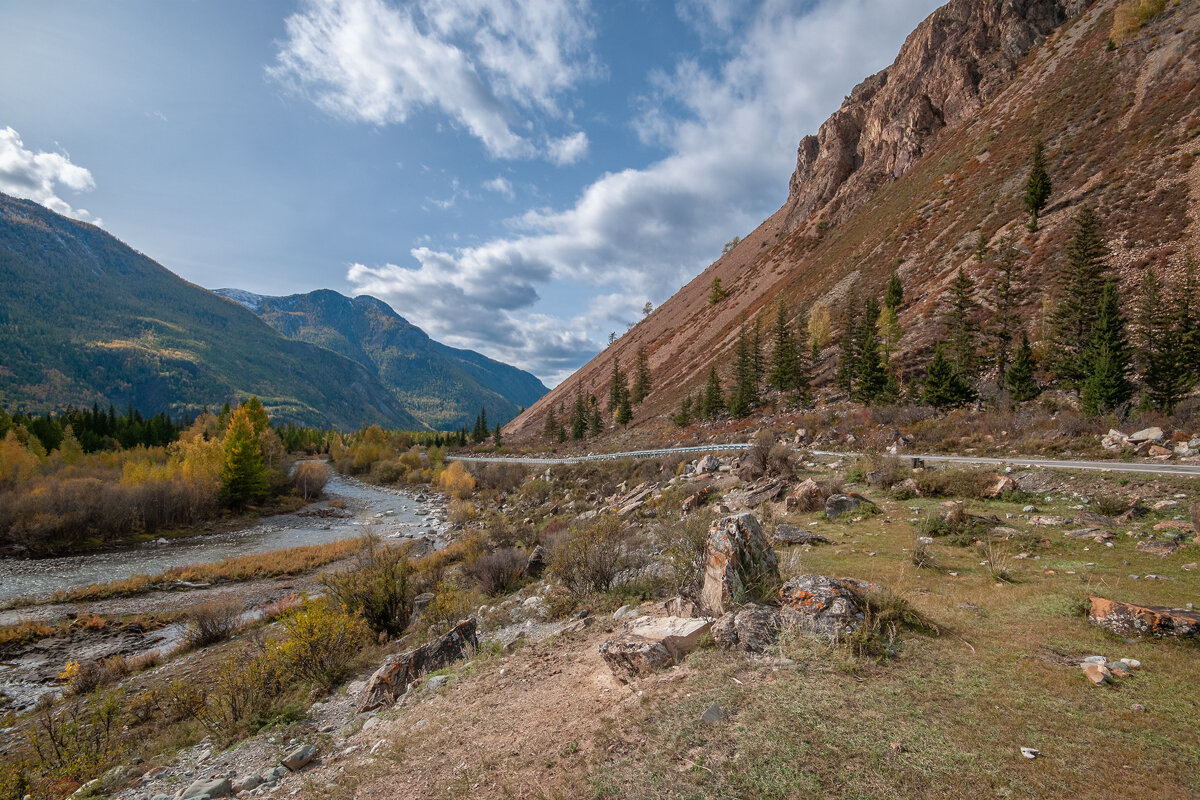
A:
281,744,318,771
524,544,547,578
599,616,713,680
785,478,823,512
699,513,780,616
824,494,876,518
779,575,877,638
1088,597,1200,639
773,524,830,546
360,618,478,711
711,604,783,653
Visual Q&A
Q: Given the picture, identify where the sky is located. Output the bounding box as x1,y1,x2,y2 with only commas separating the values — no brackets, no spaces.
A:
0,0,942,386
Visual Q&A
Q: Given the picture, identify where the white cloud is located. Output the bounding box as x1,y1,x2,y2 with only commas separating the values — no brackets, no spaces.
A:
269,0,595,161
546,130,588,165
348,0,941,384
483,176,515,198
0,126,101,225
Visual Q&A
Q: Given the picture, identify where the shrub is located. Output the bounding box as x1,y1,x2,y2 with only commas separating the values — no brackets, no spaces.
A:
1091,493,1129,518
652,514,710,597
1111,0,1166,44
199,646,288,736
29,690,125,785
844,590,937,659
913,468,996,499
277,601,370,691
466,548,528,596
438,461,476,499
550,513,638,596
322,539,413,637
422,578,477,629
184,598,245,649
910,531,936,569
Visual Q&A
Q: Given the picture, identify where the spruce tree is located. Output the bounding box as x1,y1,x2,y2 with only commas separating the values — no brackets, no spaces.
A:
879,303,901,364
673,394,693,427
944,267,979,377
607,359,628,413
493,423,502,448
1139,266,1189,413
220,409,269,508
853,297,887,404
768,303,799,392
750,319,764,395
701,366,725,418
1005,333,1039,402
922,346,976,410
730,327,757,416
589,405,604,436
543,408,558,441
570,393,587,439
1049,207,1108,386
975,231,989,263
631,347,651,404
616,395,633,426
884,271,903,311
834,301,858,394
989,237,1022,380
1024,139,1052,232
1177,258,1199,386
1080,281,1133,414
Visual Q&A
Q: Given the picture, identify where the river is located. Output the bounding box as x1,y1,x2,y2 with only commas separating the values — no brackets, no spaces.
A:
0,472,447,605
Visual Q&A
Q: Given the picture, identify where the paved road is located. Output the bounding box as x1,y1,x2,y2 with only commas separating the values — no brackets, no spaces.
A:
448,444,1200,477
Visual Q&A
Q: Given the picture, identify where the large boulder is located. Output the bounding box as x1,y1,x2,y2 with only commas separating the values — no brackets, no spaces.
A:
785,478,823,512
711,604,783,653
1128,426,1164,444
824,494,877,518
699,513,780,616
696,454,721,474
779,575,877,638
180,778,233,800
1088,597,1200,638
599,616,713,680
360,618,478,711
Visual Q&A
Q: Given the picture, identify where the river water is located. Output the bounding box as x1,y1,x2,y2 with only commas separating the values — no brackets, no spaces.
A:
0,472,447,605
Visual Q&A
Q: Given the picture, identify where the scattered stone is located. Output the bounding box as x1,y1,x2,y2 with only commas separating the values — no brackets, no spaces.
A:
825,493,877,518
778,574,877,638
696,454,721,474
425,675,449,691
282,743,318,771
1120,658,1141,668
1064,528,1112,541
613,605,633,620
360,618,478,711
180,777,233,799
1108,661,1131,675
1075,510,1118,529
1029,515,1067,527
1022,505,1037,513
772,524,830,546
525,545,547,578
1131,703,1146,712
1128,427,1164,444
711,604,783,653
1136,540,1179,557
785,478,822,512
682,486,714,514
700,703,723,724
232,774,263,793
362,717,380,732
1020,747,1040,760
599,616,713,680
986,474,1016,498
261,766,289,784
1082,655,1107,665
1082,662,1112,685
699,512,780,616
663,596,699,617
1148,444,1173,458
1153,520,1195,533
1088,597,1200,638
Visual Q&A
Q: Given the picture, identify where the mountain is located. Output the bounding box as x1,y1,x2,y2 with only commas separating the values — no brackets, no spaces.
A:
215,288,548,431
507,0,1199,440
0,193,423,430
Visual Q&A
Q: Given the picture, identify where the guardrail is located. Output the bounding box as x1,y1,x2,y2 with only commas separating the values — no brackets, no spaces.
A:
445,443,751,465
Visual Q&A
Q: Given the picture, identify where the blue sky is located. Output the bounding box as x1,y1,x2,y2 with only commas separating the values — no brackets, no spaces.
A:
0,0,941,385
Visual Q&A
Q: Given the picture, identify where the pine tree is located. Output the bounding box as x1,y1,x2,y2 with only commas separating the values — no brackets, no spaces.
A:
471,408,488,444
990,237,1022,381
673,394,693,427
729,327,758,417
884,272,903,311
631,347,651,404
1024,139,1052,231
570,392,587,439
701,366,725,418
543,408,558,441
853,297,887,404
834,300,858,394
1138,266,1189,413
944,267,979,377
1049,207,1108,386
220,408,269,508
879,303,901,364
1005,333,1039,402
708,278,727,305
493,423,502,448
1080,281,1133,414
922,346,977,410
589,405,604,436
607,359,628,413
750,319,764,395
1177,257,1199,386
975,231,989,263
616,395,633,426
768,303,799,392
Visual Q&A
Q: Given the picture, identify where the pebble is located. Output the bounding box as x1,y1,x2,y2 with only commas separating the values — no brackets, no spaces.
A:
1020,747,1039,759
700,703,723,724
1120,658,1141,669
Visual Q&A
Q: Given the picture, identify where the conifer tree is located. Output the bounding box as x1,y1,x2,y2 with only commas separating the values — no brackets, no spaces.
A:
615,395,633,426
808,305,831,362
1177,258,1199,385
701,366,725,418
922,346,976,410
589,405,604,436
1138,266,1189,413
884,272,903,311
750,319,764,395
853,297,887,404
471,408,488,444
493,423,502,448
607,359,628,413
631,348,651,404
220,408,269,508
879,303,901,364
975,231,989,263
834,301,858,394
241,396,270,434
570,392,587,439
944,267,979,377
543,408,558,441
1049,207,1108,386
768,303,799,393
989,237,1022,380
1005,333,1039,402
1080,281,1133,414
673,394,693,427
1024,139,1052,231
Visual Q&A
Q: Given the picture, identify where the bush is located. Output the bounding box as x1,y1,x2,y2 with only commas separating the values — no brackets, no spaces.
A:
550,513,638,596
913,468,996,499
184,598,245,649
844,590,937,659
1091,493,1129,518
322,539,414,637
199,646,288,736
422,578,477,629
29,689,125,785
652,515,710,597
438,461,476,499
466,548,528,595
277,601,370,691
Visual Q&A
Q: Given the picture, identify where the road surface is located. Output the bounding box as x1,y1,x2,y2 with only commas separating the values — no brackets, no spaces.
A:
447,444,1200,477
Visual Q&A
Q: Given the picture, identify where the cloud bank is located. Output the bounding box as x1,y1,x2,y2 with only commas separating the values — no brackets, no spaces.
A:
0,126,101,225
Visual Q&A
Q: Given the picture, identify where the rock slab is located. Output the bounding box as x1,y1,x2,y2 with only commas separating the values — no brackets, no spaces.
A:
180,777,233,800
360,617,478,711
779,574,877,638
1088,597,1200,638
599,616,713,680
282,744,317,771
699,512,780,616
773,524,830,546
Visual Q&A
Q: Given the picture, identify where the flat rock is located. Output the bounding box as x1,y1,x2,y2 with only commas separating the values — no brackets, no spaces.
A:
1075,510,1118,529
1128,426,1164,444
773,524,830,546
1082,662,1111,685
700,703,723,724
599,616,713,680
1029,515,1067,527
711,604,783,653
180,777,233,799
825,493,877,518
1088,597,1200,638
699,512,780,616
1135,540,1179,557
282,744,318,771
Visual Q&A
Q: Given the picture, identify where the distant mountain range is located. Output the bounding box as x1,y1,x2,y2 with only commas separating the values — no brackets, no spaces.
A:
0,193,546,430
214,288,547,430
